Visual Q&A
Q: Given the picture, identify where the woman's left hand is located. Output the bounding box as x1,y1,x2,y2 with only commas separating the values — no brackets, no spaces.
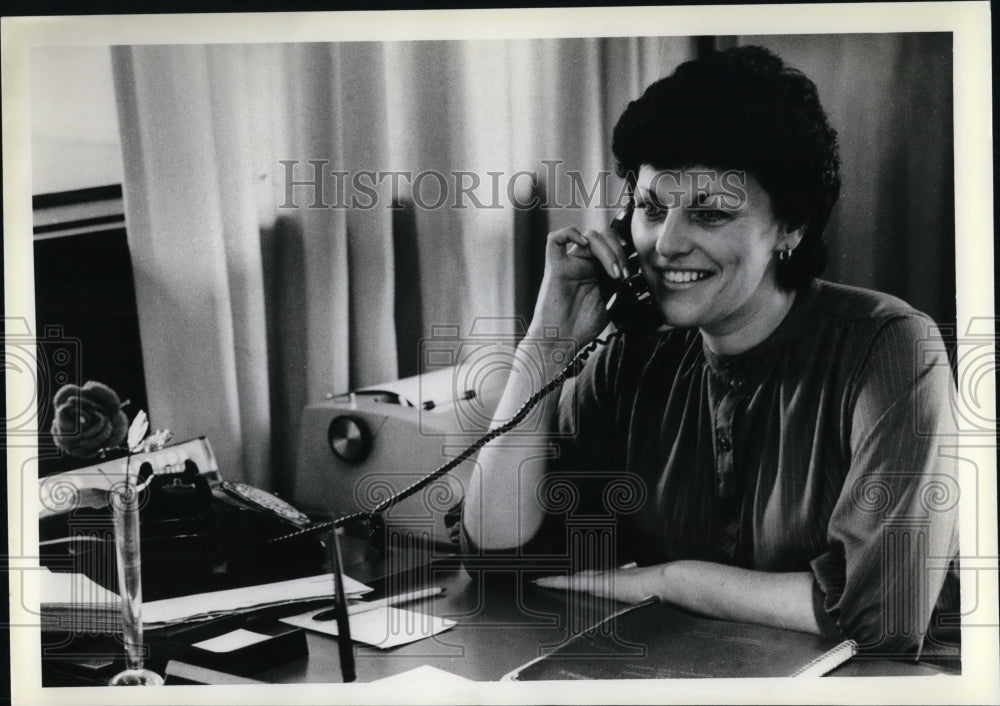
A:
533,565,664,604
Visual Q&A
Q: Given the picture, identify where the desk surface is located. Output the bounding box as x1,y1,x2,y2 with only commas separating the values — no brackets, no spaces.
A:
254,539,954,683
42,537,956,685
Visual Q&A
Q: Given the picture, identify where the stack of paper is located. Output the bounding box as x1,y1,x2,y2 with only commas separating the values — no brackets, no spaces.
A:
144,573,372,627
39,569,122,633
39,568,372,633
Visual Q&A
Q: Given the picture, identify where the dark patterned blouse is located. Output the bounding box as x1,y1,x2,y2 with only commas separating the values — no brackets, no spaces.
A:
452,279,960,657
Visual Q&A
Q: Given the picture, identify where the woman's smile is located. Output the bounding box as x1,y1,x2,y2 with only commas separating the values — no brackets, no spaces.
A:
657,268,715,287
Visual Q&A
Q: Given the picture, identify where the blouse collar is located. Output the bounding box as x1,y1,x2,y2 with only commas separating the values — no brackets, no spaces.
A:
702,279,821,383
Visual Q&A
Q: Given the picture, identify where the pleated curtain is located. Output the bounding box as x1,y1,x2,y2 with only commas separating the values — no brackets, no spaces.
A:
111,37,694,490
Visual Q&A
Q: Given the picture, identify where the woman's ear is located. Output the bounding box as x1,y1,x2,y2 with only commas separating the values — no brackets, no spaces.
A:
778,224,806,253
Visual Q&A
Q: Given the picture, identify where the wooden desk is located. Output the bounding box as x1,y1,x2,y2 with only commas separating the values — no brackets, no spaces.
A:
42,538,957,684
256,541,956,682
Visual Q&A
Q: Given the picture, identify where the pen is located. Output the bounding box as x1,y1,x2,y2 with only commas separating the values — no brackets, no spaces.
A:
326,522,355,682
312,587,445,621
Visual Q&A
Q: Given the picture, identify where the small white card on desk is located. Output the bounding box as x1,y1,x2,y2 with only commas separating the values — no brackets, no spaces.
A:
372,665,471,683
281,606,455,649
191,628,272,653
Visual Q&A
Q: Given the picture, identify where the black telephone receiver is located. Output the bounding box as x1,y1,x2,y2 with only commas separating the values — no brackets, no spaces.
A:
600,203,664,331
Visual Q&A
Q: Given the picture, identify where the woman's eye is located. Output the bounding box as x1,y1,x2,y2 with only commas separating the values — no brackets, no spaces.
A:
637,202,666,219
691,208,734,225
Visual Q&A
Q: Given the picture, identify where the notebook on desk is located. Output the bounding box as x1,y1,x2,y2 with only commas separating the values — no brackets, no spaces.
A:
503,597,857,680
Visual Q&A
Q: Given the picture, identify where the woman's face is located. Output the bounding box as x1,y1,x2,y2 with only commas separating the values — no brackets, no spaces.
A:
632,164,797,343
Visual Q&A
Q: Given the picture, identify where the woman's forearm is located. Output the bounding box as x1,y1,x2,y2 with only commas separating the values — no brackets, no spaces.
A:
463,338,576,550
536,560,823,635
657,561,822,634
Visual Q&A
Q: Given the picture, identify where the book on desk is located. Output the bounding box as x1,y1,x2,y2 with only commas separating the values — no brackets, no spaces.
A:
503,597,857,680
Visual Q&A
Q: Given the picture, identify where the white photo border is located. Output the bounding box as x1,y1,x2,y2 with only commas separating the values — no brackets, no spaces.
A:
4,3,996,705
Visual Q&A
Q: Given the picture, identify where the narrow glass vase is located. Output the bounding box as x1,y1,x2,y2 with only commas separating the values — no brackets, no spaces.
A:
108,484,163,686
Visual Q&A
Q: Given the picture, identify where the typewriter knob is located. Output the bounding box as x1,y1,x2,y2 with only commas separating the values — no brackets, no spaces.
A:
328,415,371,464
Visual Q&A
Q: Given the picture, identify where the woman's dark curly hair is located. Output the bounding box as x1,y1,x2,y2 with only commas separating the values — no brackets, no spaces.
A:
612,45,840,289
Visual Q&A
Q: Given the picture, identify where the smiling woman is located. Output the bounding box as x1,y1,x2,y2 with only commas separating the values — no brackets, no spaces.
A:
458,45,960,661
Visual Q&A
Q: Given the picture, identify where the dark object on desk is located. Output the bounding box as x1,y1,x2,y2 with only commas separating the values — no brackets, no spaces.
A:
39,442,327,601
42,649,125,687
504,597,857,680
44,602,324,686
164,660,270,685
326,520,356,682
181,617,307,677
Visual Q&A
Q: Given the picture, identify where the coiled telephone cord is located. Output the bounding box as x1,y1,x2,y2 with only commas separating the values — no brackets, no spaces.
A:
267,331,623,546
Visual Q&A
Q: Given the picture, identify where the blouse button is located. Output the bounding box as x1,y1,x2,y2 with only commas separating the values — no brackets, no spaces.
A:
717,433,732,452
729,377,744,391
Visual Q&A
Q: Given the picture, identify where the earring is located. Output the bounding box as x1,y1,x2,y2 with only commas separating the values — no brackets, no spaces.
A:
778,247,793,263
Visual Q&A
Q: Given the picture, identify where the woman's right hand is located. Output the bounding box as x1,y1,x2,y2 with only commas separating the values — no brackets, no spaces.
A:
527,225,630,344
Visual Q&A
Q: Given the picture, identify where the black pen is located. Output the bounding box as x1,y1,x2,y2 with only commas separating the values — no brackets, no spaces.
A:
327,524,355,683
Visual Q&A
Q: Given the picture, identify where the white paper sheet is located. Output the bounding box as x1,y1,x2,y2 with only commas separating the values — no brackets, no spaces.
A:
143,573,372,626
280,606,455,649
371,665,471,682
191,628,272,653
40,567,121,606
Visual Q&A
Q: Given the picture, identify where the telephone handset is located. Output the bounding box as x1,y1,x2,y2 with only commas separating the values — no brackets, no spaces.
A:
599,203,664,332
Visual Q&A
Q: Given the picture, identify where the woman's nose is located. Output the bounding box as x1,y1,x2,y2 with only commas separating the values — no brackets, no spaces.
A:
654,211,693,257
